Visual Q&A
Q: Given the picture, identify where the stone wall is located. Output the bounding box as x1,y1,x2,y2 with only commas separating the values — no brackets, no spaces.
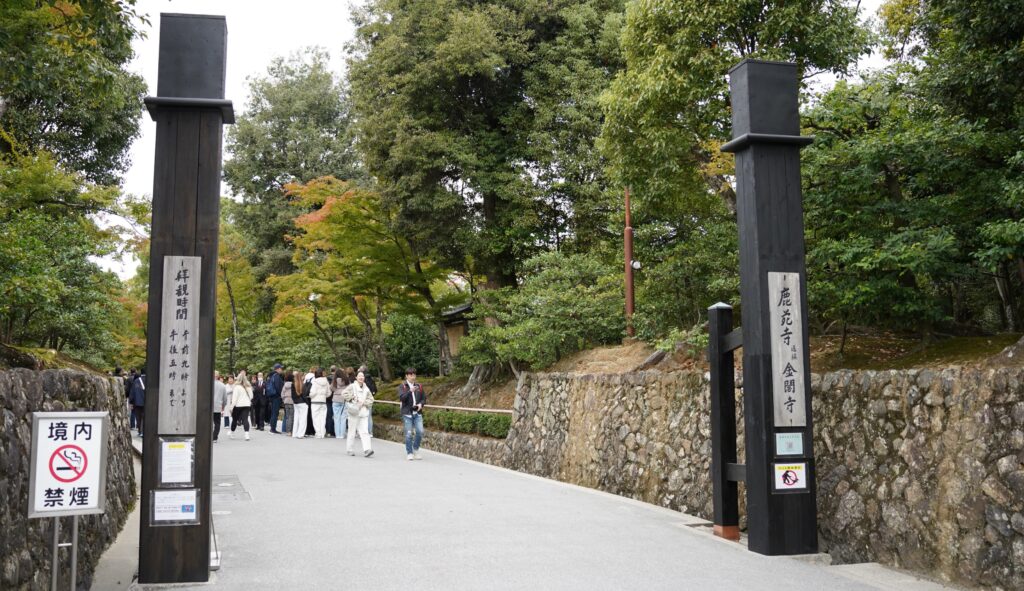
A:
372,421,509,467
813,368,1024,589
500,368,1024,590
506,371,731,517
0,369,136,590
372,367,1023,588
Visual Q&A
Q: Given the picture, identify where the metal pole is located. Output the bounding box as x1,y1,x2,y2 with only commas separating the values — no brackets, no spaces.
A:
50,517,60,591
69,515,78,591
624,187,635,338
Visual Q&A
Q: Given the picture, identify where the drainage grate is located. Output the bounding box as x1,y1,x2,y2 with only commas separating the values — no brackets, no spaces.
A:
211,474,252,502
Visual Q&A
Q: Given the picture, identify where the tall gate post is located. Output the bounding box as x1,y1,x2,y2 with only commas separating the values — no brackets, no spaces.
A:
139,14,233,583
721,60,817,555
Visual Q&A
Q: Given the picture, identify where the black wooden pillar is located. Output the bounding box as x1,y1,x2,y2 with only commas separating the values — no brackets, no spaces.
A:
708,302,742,541
139,13,233,583
721,60,817,555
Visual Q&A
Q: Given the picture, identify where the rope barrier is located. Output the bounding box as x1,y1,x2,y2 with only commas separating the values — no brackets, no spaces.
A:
372,399,513,415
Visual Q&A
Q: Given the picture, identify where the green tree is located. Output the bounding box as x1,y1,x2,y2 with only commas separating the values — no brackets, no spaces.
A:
272,177,462,380
224,48,362,285
385,314,439,377
600,0,870,218
348,0,628,289
216,203,262,373
460,251,623,373
0,0,147,184
0,148,138,366
880,0,1024,330
802,69,1021,342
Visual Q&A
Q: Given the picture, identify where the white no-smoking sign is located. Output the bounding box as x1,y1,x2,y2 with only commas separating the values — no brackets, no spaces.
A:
29,412,108,518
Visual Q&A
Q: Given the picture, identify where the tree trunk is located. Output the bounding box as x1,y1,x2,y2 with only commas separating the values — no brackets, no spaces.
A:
453,361,500,402
437,320,454,376
995,265,1017,332
838,320,848,358
311,309,343,367
373,293,393,381
220,263,239,374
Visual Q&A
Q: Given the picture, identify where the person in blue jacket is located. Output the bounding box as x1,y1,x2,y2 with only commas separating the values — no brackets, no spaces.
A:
266,363,285,433
128,370,146,437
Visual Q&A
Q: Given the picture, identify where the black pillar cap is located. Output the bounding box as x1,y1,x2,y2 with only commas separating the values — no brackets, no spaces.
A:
728,59,801,137
157,13,228,99
147,13,234,123
721,59,812,152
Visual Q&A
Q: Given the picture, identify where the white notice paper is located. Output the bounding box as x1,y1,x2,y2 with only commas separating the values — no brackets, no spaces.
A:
159,438,194,485
152,489,198,523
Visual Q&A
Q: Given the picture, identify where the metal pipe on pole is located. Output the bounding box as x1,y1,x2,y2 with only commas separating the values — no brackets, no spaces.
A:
624,187,635,338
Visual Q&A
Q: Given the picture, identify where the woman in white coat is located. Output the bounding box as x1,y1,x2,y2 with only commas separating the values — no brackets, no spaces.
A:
229,372,254,441
344,371,374,457
309,369,331,438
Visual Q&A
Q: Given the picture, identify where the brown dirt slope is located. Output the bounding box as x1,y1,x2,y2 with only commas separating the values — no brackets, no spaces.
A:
389,333,1024,411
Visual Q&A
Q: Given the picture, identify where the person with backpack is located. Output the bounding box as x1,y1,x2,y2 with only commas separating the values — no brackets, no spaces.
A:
266,363,285,433
229,372,254,441
292,368,313,438
128,369,146,437
398,367,426,460
342,370,374,457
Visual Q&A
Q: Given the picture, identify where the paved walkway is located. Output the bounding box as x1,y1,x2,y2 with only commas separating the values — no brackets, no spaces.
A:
108,429,957,590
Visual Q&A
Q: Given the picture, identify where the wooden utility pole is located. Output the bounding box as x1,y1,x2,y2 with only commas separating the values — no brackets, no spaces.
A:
139,13,233,583
720,59,817,555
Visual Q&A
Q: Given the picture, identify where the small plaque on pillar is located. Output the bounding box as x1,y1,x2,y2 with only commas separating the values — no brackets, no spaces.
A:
768,271,807,427
158,256,200,434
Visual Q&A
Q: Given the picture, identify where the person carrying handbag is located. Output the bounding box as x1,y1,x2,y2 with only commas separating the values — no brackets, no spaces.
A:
343,371,374,457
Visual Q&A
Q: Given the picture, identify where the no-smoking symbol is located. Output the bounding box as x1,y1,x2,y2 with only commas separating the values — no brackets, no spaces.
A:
49,445,88,483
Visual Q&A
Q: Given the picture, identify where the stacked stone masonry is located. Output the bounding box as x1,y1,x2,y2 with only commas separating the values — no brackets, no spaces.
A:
390,368,1023,589
0,369,136,590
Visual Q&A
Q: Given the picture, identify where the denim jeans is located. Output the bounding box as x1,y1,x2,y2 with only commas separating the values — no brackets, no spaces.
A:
268,396,282,432
332,402,347,438
283,403,294,434
402,414,423,454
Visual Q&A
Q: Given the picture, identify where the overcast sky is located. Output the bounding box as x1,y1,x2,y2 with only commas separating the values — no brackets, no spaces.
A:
100,0,886,278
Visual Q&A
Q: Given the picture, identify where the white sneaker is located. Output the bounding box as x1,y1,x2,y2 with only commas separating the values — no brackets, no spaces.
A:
347,450,355,456
244,432,250,441
229,432,234,439
407,454,414,461
364,450,374,458
414,452,422,460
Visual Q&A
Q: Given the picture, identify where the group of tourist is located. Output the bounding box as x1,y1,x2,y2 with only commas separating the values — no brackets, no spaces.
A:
211,364,428,460
117,363,428,460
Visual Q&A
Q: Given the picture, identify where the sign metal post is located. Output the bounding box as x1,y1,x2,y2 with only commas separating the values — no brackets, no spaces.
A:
28,411,109,591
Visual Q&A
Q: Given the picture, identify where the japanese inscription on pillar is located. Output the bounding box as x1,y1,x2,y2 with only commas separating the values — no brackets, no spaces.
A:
768,272,807,427
158,256,200,434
